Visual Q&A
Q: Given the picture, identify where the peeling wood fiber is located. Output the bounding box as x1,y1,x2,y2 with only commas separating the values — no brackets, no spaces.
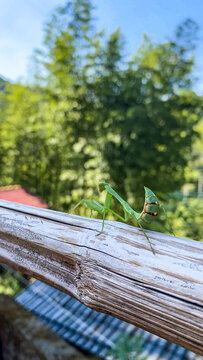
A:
0,199,202,355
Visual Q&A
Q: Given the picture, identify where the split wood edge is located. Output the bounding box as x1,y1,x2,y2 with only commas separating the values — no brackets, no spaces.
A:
0,200,202,355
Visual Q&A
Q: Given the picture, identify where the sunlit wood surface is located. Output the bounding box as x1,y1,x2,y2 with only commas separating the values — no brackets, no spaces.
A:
0,199,202,355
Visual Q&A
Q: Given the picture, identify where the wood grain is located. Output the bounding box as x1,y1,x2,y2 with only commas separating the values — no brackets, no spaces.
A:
0,199,202,355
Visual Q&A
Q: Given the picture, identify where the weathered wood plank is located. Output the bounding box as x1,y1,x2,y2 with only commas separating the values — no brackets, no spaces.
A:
0,199,202,355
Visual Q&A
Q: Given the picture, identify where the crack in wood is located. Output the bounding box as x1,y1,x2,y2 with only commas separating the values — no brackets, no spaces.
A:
0,200,202,354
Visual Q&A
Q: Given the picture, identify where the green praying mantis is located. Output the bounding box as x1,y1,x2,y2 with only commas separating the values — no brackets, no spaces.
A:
74,182,174,255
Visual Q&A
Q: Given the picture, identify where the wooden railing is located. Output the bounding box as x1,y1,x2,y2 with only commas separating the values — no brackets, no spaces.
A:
0,199,202,355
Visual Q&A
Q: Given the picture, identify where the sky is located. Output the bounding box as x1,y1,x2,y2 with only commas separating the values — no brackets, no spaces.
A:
0,0,203,93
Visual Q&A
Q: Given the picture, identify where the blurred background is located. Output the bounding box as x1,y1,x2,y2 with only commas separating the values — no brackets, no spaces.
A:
0,1,202,359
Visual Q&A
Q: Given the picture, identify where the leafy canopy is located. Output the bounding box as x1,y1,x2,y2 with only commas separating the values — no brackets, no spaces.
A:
0,1,202,237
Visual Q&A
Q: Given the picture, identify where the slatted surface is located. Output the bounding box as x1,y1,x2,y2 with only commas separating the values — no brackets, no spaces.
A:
16,281,199,359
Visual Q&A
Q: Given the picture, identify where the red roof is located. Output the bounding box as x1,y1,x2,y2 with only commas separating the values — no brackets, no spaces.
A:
0,185,48,208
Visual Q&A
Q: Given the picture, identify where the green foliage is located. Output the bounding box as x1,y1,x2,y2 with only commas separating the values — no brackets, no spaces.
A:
96,24,202,204
0,0,202,241
109,333,147,360
0,269,23,296
0,77,7,92
166,196,203,241
184,117,203,188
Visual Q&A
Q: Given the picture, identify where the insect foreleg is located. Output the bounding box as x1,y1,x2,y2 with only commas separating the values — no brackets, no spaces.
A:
137,219,155,255
160,204,175,236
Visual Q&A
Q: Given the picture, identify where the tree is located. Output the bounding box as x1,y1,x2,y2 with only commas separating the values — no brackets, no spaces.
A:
0,0,103,209
0,1,202,233
94,20,201,209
